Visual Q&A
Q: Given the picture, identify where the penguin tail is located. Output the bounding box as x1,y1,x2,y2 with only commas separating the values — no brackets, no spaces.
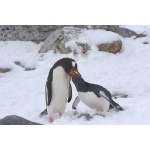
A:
39,109,47,117
115,105,124,111
109,100,124,111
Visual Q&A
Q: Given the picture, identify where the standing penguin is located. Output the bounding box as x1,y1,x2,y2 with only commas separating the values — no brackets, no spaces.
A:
40,58,80,122
72,75,124,112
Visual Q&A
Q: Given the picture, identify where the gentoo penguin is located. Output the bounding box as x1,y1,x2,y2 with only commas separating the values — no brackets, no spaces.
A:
72,75,124,112
39,58,80,123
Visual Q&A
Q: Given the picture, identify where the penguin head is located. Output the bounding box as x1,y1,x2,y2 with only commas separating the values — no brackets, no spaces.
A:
53,58,81,81
60,58,81,80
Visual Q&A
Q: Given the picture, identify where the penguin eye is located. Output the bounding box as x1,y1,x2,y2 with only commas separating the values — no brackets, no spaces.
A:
72,61,76,68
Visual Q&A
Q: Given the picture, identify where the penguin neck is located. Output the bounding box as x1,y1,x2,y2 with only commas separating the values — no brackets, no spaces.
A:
72,77,87,92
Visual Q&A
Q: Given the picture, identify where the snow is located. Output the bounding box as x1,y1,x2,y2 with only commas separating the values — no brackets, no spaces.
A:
1,27,150,125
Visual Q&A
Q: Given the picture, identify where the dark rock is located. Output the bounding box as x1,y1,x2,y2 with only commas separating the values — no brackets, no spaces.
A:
25,68,36,71
143,41,149,44
0,68,11,73
0,115,42,125
14,61,36,71
14,61,24,68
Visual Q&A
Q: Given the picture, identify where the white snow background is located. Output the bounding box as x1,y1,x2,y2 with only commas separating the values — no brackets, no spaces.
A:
1,25,150,125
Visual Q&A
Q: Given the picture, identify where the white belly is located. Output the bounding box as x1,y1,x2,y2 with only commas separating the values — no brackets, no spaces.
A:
78,92,110,112
47,66,69,117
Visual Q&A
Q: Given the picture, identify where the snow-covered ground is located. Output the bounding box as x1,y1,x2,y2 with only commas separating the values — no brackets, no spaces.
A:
1,26,150,125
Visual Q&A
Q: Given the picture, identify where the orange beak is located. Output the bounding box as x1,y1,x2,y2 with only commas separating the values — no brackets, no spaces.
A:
68,69,81,81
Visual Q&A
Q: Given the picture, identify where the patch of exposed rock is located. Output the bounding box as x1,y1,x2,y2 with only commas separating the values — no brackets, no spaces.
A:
0,115,42,125
39,27,90,54
0,25,146,43
0,68,11,73
14,61,36,71
39,27,122,55
97,40,122,54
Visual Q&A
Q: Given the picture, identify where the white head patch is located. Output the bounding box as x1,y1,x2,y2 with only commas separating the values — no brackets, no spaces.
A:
72,61,76,67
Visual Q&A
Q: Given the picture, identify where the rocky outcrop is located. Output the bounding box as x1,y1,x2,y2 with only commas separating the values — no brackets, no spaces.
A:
97,40,122,54
0,25,145,43
39,27,91,54
0,115,42,125
0,25,62,43
39,27,122,54
39,28,71,54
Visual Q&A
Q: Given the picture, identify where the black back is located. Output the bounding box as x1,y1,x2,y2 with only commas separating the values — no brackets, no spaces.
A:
72,76,111,97
72,76,124,111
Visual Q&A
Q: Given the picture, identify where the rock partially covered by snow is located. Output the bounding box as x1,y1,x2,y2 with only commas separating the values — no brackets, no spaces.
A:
98,40,122,54
39,27,85,54
0,115,42,125
39,28,122,55
0,25,146,43
76,42,90,54
39,28,70,54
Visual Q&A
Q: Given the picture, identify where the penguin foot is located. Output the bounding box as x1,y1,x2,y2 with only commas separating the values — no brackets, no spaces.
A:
49,117,53,123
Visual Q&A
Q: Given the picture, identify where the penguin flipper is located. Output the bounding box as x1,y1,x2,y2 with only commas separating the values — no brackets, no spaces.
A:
46,78,52,106
93,91,101,98
68,82,72,103
94,91,124,111
39,78,52,117
72,96,80,109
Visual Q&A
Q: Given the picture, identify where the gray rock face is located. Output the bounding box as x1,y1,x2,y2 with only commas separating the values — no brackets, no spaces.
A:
39,27,83,54
0,25,144,43
39,28,69,53
39,27,122,54
0,115,42,125
0,25,62,43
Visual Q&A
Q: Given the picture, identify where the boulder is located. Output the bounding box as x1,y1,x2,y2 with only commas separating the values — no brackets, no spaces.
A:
39,27,88,54
39,28,123,55
39,28,70,53
0,115,42,125
97,40,122,54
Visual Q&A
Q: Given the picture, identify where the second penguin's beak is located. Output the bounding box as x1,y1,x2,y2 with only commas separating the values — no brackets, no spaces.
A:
68,69,81,81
